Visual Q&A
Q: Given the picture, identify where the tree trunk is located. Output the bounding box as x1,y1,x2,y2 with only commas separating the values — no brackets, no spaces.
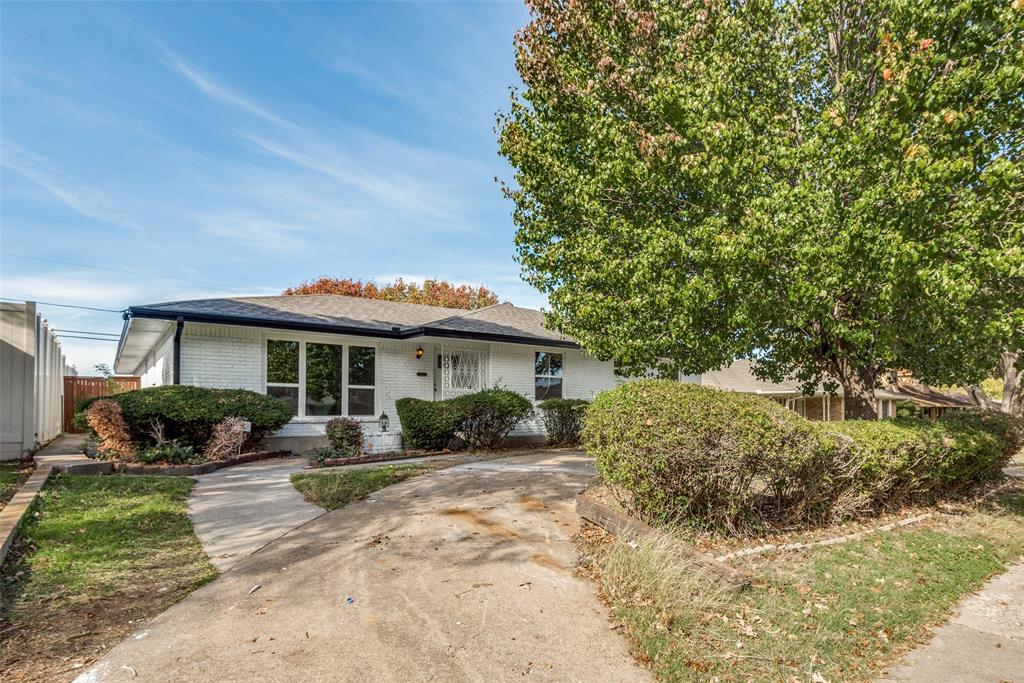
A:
999,350,1022,417
841,370,878,420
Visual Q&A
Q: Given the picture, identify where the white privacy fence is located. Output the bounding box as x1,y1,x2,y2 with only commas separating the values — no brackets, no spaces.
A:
0,301,69,459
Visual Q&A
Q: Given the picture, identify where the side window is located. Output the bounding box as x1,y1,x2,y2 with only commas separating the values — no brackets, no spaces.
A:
535,351,563,400
347,346,376,416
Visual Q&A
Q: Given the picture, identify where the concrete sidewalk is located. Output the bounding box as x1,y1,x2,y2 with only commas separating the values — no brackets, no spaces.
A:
879,562,1024,682
188,456,325,571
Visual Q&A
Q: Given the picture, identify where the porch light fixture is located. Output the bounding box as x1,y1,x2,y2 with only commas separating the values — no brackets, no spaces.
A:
415,346,424,359
379,412,390,431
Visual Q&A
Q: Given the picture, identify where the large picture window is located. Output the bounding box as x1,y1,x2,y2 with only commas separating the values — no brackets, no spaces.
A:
535,351,563,400
266,339,376,418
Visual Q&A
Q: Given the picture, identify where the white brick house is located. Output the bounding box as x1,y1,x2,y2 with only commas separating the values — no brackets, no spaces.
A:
114,295,620,453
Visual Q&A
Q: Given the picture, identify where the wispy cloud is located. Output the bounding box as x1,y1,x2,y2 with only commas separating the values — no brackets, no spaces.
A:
1,141,143,231
155,42,291,127
196,213,316,251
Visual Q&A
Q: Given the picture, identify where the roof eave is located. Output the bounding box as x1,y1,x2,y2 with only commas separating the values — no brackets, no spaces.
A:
128,307,580,350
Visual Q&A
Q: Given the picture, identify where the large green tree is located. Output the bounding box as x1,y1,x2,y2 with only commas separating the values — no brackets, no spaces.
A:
499,0,1023,417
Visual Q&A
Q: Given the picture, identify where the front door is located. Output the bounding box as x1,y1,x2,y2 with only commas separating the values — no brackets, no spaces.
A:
434,347,486,401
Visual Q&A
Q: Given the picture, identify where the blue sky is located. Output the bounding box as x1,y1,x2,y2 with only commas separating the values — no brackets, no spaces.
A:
0,0,534,374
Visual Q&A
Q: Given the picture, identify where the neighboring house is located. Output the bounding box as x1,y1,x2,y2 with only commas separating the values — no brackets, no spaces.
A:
886,375,974,419
1,301,69,459
113,295,618,452
681,359,906,421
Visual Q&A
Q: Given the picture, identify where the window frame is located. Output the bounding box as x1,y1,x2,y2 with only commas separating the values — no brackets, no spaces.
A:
262,334,379,421
534,350,565,401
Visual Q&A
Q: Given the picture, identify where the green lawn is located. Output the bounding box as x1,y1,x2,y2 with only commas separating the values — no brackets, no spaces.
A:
0,460,33,509
588,491,1024,682
0,474,217,682
291,463,439,510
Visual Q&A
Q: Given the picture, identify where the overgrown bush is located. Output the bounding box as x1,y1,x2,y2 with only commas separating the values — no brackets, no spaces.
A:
203,417,249,461
585,381,1023,535
828,411,1021,507
585,381,844,533
325,417,364,457
85,400,136,460
76,386,292,452
395,398,465,451
450,388,534,449
538,398,589,445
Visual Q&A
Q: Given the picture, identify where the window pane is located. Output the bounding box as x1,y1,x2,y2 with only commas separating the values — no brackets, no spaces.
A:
535,377,562,401
534,351,547,376
348,387,375,416
349,346,375,386
548,353,563,377
306,342,344,416
267,340,299,384
267,385,299,416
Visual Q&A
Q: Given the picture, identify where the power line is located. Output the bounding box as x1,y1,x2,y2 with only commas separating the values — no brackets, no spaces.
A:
0,297,122,313
53,329,121,336
55,334,120,342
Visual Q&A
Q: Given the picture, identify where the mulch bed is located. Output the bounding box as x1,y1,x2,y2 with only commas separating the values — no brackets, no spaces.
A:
111,450,291,476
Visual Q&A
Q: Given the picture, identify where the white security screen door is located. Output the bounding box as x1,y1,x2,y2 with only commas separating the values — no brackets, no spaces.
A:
438,346,487,400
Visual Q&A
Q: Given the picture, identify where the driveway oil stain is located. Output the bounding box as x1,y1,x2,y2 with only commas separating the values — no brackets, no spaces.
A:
528,553,565,572
437,508,521,541
516,494,549,511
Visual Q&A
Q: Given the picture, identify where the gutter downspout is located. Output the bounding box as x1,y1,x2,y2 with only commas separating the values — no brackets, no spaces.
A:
172,316,184,385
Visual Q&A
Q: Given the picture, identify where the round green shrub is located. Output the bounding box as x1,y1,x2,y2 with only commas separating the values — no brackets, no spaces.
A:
537,398,589,445
450,387,534,450
75,385,293,450
585,380,843,533
395,397,466,451
325,417,364,457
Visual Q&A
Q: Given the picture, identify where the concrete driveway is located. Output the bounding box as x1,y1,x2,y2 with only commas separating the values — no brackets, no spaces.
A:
78,451,651,683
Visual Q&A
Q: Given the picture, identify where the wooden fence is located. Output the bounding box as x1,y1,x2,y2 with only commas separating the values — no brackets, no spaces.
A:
63,376,141,433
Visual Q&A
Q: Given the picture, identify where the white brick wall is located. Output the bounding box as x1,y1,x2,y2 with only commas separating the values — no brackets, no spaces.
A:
133,323,620,444
139,331,174,387
180,324,263,391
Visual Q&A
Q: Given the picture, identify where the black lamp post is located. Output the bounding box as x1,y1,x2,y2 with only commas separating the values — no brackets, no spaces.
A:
379,412,390,431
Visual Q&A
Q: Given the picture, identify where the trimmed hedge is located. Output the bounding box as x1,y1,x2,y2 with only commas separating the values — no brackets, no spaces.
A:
396,388,534,451
75,386,293,450
585,380,1022,535
395,397,465,451
537,398,589,445
451,388,534,449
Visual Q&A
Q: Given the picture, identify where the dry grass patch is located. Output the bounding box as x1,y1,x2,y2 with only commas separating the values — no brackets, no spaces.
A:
578,486,1024,682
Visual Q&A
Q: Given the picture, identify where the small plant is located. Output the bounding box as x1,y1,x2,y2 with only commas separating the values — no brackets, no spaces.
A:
307,446,338,468
325,417,363,457
136,440,196,465
204,417,249,460
537,398,589,445
85,399,136,460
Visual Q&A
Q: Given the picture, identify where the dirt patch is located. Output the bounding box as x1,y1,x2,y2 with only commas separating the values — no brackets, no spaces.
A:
516,494,549,511
436,507,521,541
0,579,197,682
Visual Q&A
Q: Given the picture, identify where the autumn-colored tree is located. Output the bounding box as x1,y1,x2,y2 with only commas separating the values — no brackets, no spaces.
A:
499,0,1023,418
282,277,500,310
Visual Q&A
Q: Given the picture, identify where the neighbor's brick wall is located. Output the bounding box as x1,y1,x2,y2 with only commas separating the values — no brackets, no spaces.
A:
179,324,263,391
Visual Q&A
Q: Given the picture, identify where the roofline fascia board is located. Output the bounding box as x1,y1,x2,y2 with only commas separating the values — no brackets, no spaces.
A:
126,308,580,350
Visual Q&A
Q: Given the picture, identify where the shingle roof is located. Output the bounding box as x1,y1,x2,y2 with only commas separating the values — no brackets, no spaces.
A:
699,359,907,400
127,295,576,347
